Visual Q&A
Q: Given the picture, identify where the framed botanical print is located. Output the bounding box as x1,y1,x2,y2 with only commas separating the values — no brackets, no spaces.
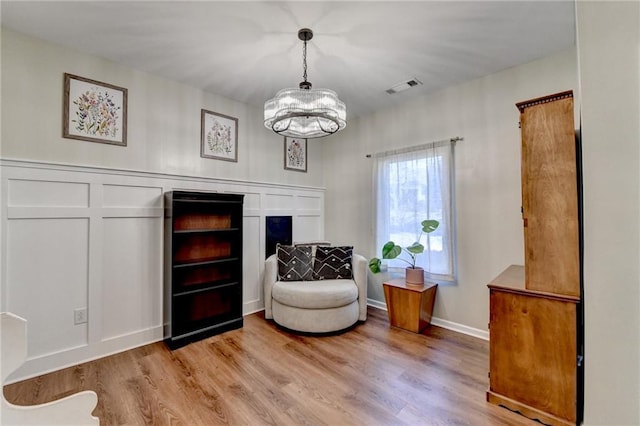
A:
201,109,238,162
284,136,307,172
63,73,128,146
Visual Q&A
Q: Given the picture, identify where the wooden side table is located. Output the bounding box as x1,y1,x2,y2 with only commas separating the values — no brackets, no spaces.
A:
383,279,438,333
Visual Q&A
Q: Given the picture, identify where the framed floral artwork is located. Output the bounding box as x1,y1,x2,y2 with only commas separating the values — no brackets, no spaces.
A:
201,109,238,162
284,136,307,172
63,73,128,146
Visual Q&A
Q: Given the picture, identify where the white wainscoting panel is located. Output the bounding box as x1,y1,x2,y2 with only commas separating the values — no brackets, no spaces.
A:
242,216,262,314
0,159,325,381
264,193,294,211
102,184,163,208
296,194,322,212
240,191,261,213
295,215,323,243
7,218,90,358
101,217,162,341
8,179,89,208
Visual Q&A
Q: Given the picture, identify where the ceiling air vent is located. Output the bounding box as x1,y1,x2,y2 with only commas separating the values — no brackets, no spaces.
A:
386,78,423,95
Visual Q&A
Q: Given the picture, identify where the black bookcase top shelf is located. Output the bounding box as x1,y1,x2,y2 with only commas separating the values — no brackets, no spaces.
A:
173,228,240,235
170,191,243,207
173,199,243,205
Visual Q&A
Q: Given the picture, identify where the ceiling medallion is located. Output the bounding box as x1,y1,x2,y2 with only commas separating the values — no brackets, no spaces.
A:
264,28,346,139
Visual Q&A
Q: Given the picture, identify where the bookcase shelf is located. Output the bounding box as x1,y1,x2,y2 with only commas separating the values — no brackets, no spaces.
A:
174,281,240,298
172,257,240,269
173,228,240,235
164,190,244,349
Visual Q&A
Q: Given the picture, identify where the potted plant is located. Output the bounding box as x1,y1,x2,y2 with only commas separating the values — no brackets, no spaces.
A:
369,219,439,285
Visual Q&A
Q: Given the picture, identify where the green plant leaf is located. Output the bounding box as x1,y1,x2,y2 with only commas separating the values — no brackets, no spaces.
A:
381,241,402,259
368,258,381,273
406,242,424,254
421,219,439,233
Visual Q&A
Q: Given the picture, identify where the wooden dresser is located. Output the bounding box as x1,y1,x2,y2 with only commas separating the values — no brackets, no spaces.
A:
487,91,583,425
487,266,579,425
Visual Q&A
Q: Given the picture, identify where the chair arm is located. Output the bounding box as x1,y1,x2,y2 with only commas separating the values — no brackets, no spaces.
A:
263,254,278,319
352,254,368,321
2,312,99,425
2,390,99,425
1,313,27,383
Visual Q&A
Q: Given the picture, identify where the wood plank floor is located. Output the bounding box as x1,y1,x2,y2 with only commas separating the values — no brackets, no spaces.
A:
4,307,537,425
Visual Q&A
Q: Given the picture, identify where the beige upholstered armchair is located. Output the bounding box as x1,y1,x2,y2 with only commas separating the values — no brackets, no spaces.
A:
264,243,367,333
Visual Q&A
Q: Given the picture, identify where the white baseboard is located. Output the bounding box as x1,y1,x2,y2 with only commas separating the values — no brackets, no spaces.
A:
367,300,489,341
7,326,164,384
244,307,266,316
366,298,388,311
430,317,489,341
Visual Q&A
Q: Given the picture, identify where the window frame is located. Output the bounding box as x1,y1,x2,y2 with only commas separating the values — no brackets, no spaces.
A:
373,141,458,285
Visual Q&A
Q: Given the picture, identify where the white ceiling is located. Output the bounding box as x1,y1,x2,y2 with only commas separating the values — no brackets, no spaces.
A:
1,1,576,119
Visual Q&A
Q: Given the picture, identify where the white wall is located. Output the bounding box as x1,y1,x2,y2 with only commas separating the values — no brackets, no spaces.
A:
0,27,327,381
0,27,324,187
323,48,578,333
576,2,640,424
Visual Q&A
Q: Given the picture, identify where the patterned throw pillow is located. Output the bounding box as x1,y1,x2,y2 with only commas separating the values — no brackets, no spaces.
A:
277,244,313,281
294,241,331,265
313,246,353,280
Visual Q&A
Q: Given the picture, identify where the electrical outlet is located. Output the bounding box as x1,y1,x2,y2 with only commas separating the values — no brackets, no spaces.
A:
74,308,87,325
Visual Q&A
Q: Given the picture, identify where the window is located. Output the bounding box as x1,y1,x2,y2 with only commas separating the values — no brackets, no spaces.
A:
374,140,456,283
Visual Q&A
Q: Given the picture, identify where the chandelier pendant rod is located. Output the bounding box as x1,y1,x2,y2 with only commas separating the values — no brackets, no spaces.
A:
299,28,313,90
302,37,308,84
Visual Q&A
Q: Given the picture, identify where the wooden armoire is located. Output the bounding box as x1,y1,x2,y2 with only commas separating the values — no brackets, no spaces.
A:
487,91,583,425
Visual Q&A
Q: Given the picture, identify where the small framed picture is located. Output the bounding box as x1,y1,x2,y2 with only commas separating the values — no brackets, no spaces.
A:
201,109,238,162
284,137,307,172
63,73,128,146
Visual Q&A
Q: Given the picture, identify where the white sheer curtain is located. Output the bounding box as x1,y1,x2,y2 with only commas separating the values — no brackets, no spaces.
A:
374,140,456,282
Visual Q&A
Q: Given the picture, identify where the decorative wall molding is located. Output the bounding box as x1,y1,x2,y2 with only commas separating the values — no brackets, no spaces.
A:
1,159,325,381
0,158,325,191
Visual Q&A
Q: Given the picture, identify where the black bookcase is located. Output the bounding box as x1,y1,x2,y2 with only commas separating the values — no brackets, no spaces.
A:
164,190,244,349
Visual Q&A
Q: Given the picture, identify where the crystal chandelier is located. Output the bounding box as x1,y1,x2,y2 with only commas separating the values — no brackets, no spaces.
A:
264,28,346,139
